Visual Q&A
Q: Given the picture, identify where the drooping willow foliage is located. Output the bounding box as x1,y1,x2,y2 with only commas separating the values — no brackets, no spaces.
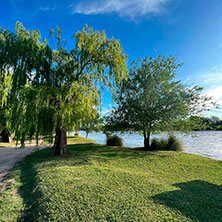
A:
0,22,128,149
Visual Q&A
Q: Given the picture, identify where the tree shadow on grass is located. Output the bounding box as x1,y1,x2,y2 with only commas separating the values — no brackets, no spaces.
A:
69,143,170,161
153,180,222,222
17,147,92,221
17,149,49,221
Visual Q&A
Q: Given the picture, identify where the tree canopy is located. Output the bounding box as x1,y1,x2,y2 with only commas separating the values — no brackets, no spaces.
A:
0,22,128,154
105,56,213,150
0,69,12,142
80,113,103,138
194,116,222,130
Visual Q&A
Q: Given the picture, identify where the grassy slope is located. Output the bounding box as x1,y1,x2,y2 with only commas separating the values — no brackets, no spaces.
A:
0,139,222,222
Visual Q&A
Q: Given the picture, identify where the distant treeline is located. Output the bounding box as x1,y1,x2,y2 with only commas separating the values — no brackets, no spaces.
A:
195,116,222,131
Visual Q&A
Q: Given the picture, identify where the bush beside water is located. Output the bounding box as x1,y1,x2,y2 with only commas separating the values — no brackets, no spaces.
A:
106,134,124,146
151,135,183,151
74,132,80,136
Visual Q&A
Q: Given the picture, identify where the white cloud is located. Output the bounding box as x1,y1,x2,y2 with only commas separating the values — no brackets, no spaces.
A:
39,6,52,11
71,0,170,20
205,86,222,105
188,67,222,90
199,72,222,88
9,0,66,19
9,0,170,20
187,68,222,117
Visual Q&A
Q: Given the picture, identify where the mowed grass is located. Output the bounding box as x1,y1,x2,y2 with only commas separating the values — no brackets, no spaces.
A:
0,142,15,147
0,139,222,222
0,135,95,147
67,135,95,145
43,135,95,145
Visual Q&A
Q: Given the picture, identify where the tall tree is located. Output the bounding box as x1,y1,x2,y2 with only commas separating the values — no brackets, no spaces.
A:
81,113,103,138
196,116,222,130
0,71,12,142
105,56,213,150
0,22,127,155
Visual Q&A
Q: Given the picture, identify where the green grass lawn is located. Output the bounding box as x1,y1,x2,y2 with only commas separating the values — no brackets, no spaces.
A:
0,142,15,147
0,138,222,222
0,135,95,147
66,135,95,145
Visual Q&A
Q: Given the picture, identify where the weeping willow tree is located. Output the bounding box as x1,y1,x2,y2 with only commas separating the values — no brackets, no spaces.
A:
0,22,127,155
0,71,12,142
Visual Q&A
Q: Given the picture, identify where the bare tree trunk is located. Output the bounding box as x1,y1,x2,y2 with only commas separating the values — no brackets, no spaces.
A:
51,125,67,156
143,130,151,150
0,128,12,143
86,131,89,138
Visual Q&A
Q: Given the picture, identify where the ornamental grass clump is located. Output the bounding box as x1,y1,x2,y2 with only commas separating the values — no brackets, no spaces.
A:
151,135,183,151
106,134,124,147
167,134,183,151
150,138,161,150
151,137,167,150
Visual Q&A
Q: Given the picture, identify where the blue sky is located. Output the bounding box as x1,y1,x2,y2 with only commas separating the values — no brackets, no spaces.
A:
1,0,222,116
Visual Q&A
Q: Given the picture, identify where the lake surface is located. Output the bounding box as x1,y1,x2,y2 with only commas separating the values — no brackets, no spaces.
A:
76,131,222,161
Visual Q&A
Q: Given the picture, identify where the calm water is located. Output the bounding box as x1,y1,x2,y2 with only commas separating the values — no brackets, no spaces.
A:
77,131,222,161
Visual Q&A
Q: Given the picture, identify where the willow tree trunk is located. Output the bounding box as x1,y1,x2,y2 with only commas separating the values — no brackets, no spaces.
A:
0,128,12,143
143,130,151,150
51,126,67,156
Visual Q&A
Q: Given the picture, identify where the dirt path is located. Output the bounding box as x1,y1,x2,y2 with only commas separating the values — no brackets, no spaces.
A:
0,145,48,186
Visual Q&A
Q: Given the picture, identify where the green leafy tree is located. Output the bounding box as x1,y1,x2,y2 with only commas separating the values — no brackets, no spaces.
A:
105,56,213,150
81,113,103,138
0,71,12,142
196,116,222,130
0,22,127,155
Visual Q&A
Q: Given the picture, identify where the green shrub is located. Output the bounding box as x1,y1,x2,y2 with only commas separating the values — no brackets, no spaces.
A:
151,135,183,151
74,132,80,136
159,138,168,150
150,138,159,150
167,134,183,151
106,134,124,147
151,137,167,150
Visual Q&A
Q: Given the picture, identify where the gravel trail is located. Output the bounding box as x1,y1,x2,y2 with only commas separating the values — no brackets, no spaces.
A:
0,145,48,186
